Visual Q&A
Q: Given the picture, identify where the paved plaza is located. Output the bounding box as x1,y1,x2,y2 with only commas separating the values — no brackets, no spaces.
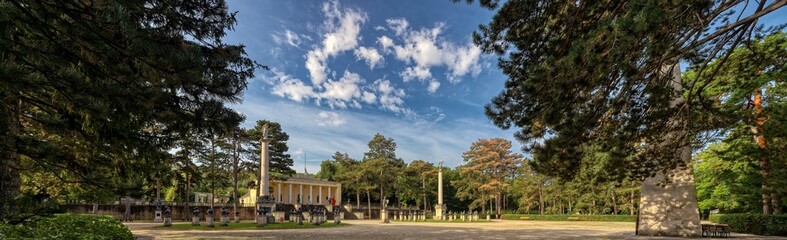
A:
127,220,786,239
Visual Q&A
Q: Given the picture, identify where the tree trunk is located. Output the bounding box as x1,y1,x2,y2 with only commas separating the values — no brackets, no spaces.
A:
772,194,782,214
630,186,635,216
538,185,544,215
210,136,216,208
366,191,371,219
752,89,771,214
496,192,502,217
0,92,21,220
611,192,617,215
232,134,240,222
184,172,191,220
356,192,360,209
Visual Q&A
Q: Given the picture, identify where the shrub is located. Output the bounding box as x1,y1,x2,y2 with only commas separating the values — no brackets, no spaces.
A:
0,214,134,240
709,214,787,236
501,214,635,222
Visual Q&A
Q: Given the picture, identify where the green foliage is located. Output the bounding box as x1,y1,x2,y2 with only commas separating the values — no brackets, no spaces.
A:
500,214,635,222
247,120,296,178
709,214,787,236
0,214,134,240
694,142,762,214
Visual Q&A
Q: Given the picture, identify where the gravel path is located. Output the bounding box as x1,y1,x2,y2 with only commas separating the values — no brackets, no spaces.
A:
127,220,786,239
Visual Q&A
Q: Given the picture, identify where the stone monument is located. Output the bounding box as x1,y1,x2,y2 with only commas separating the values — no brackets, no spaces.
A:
191,207,200,226
381,199,390,223
333,206,342,224
235,209,240,223
256,204,269,227
206,207,215,227
435,161,445,221
154,200,163,222
163,206,172,227
256,124,276,225
220,207,230,226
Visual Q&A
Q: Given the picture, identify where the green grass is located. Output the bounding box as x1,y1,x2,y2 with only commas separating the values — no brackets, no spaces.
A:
156,221,349,230
501,214,635,222
395,219,492,223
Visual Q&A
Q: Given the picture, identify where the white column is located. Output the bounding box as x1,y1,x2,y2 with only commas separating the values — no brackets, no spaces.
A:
299,184,303,204
309,185,313,204
438,168,443,206
277,182,282,203
319,186,323,204
328,186,332,201
260,139,270,197
288,183,293,204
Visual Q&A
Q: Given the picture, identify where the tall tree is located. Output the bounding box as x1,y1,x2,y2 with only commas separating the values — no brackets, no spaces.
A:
464,0,784,236
456,138,522,215
686,32,787,214
362,133,405,214
246,120,296,180
0,0,258,221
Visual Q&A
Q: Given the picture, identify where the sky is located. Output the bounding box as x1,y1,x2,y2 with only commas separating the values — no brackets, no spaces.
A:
223,0,519,173
222,0,787,174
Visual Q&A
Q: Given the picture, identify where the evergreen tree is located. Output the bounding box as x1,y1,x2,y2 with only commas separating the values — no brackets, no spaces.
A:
0,0,259,221
246,120,296,179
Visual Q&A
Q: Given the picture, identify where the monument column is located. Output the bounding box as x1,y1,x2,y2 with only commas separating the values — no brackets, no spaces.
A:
259,131,270,197
435,161,445,220
289,183,293,204
309,185,313,204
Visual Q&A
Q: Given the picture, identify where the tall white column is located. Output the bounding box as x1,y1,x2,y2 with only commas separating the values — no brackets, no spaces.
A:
277,182,282,203
438,167,443,206
309,185,313,204
319,186,323,204
328,186,332,201
299,184,303,204
260,138,270,197
288,183,293,204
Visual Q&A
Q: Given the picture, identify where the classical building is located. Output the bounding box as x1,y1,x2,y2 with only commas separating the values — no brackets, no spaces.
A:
240,173,341,208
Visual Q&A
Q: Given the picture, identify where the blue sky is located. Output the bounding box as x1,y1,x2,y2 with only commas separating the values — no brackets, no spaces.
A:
223,0,787,173
224,0,519,173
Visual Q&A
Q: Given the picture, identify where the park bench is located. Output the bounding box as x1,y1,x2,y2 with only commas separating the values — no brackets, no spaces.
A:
702,224,731,238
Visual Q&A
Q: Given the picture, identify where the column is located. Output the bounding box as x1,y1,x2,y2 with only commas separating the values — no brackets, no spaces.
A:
288,183,293,204
299,184,303,204
260,138,270,197
277,182,282,203
328,186,332,201
309,185,313,204
438,167,443,206
319,186,323,204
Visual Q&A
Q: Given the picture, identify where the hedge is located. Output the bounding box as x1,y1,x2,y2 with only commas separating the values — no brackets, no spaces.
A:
709,214,787,236
0,214,134,240
501,214,636,222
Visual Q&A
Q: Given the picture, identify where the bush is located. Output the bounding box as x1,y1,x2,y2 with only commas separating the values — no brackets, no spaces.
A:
709,214,787,236
501,214,635,222
0,214,134,240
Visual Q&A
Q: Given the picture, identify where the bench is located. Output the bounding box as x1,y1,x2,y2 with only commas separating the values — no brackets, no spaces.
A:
519,216,530,220
702,224,731,238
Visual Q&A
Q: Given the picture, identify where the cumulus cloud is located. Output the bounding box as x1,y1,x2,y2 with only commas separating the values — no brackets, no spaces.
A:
317,111,347,127
320,71,363,109
354,46,383,69
381,18,483,89
427,80,441,94
267,71,315,102
372,79,407,113
305,0,367,85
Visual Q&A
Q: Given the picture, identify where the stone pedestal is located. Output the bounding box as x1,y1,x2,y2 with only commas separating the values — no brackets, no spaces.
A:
637,165,702,237
235,212,240,223
206,216,214,227
154,210,162,222
352,211,363,219
486,214,490,221
220,216,229,226
256,215,268,227
434,205,444,221
192,216,200,226
296,214,303,225
164,216,172,227
381,210,390,223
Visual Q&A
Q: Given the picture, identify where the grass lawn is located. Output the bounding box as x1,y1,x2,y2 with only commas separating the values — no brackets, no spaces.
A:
156,221,349,230
395,219,493,223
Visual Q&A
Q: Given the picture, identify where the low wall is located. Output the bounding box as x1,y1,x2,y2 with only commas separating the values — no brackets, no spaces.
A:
64,204,258,221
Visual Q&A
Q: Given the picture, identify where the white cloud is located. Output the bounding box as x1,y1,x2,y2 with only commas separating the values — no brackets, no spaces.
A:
374,25,386,31
267,71,315,102
372,79,407,113
320,71,363,109
361,91,377,104
354,46,383,69
305,0,367,85
272,29,306,47
401,66,432,82
380,18,483,88
317,111,347,127
427,80,441,94
386,18,409,36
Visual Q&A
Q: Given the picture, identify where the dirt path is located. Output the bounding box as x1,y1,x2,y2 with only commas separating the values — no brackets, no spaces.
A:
127,220,786,239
